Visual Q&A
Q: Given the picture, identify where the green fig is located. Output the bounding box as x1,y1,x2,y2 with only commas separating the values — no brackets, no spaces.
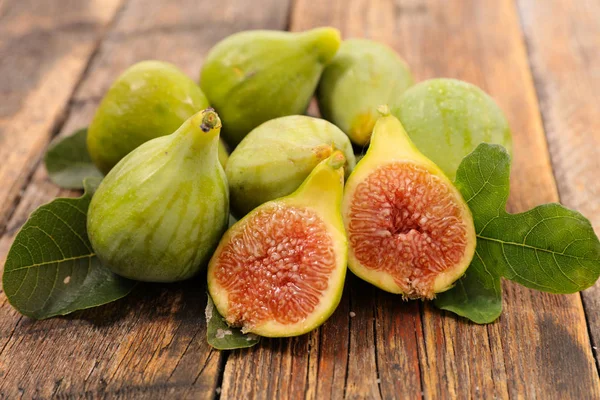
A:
87,109,229,282
317,39,414,146
87,60,228,174
226,115,356,217
208,151,348,337
200,27,341,146
342,106,476,299
391,78,512,180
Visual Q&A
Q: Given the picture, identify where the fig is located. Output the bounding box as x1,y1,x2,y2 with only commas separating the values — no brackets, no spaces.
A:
87,109,229,282
226,115,356,217
342,106,476,299
208,152,348,337
200,27,341,146
87,60,225,174
317,39,414,146
391,78,512,180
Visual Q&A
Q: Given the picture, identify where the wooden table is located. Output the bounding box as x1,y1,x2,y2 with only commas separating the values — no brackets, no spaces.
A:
1,0,599,398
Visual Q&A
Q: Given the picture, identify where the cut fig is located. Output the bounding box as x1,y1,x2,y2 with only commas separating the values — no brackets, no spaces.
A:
342,106,476,299
208,152,348,337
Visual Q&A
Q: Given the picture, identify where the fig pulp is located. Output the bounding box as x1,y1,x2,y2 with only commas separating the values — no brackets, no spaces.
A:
208,152,348,337
200,27,341,146
342,107,476,299
88,109,229,282
317,39,414,146
391,78,512,180
87,60,229,174
226,115,356,217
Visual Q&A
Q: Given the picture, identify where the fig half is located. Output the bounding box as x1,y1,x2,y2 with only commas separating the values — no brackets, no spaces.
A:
208,152,348,337
342,106,476,299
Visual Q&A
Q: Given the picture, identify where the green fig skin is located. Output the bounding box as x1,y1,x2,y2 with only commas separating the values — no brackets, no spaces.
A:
87,109,229,283
200,27,341,147
226,115,356,217
391,78,513,180
317,39,414,146
87,60,212,174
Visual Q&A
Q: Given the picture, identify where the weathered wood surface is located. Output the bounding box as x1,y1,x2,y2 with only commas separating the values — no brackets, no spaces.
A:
0,0,598,398
517,0,600,358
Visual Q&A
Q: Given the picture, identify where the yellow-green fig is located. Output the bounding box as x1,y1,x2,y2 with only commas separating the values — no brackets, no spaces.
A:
87,109,229,282
342,106,476,299
391,78,512,180
200,27,341,146
208,151,348,337
87,60,230,174
226,115,356,217
317,39,414,146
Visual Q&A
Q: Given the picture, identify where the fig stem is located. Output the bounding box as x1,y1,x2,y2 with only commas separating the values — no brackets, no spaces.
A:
377,104,391,116
327,150,346,170
200,108,221,132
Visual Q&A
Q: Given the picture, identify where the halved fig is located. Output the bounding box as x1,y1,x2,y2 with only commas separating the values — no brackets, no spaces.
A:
208,152,347,337
342,106,476,299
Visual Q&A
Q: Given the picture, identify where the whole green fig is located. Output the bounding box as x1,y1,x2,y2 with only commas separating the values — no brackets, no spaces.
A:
317,39,414,146
226,115,356,217
87,109,229,282
391,78,513,180
87,60,216,174
200,27,341,147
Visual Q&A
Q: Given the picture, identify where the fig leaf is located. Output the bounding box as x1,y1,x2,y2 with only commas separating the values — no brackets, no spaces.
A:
44,128,103,189
2,177,136,319
435,144,600,323
206,294,260,350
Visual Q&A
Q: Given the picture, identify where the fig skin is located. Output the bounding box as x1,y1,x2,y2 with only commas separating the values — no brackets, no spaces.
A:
87,109,229,283
200,27,341,147
317,39,414,146
87,60,219,174
391,78,512,180
226,115,356,217
342,106,476,298
208,152,348,337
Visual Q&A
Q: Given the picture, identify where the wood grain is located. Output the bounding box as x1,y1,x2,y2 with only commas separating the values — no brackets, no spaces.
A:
517,0,600,365
217,0,599,398
0,0,291,398
0,0,124,236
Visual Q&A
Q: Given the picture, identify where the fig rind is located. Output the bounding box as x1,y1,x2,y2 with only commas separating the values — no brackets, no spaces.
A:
317,39,414,146
226,115,356,217
88,109,229,283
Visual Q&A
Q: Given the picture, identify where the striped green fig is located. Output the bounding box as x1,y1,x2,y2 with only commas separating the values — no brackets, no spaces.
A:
317,39,414,146
226,115,356,217
87,109,229,282
200,27,341,147
391,78,512,180
87,60,228,174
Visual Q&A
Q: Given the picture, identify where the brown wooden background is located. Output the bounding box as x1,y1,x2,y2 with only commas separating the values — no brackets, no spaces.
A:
1,0,599,398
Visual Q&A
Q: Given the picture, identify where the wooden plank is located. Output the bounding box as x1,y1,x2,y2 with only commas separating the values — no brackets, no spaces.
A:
0,0,124,234
218,0,600,398
517,0,600,363
0,0,291,398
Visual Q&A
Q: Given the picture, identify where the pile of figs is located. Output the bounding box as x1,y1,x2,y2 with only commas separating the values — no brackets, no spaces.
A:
86,27,512,337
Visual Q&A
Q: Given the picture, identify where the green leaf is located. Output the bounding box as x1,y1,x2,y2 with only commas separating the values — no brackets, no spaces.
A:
435,144,600,323
206,294,260,350
2,177,136,319
44,128,103,189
